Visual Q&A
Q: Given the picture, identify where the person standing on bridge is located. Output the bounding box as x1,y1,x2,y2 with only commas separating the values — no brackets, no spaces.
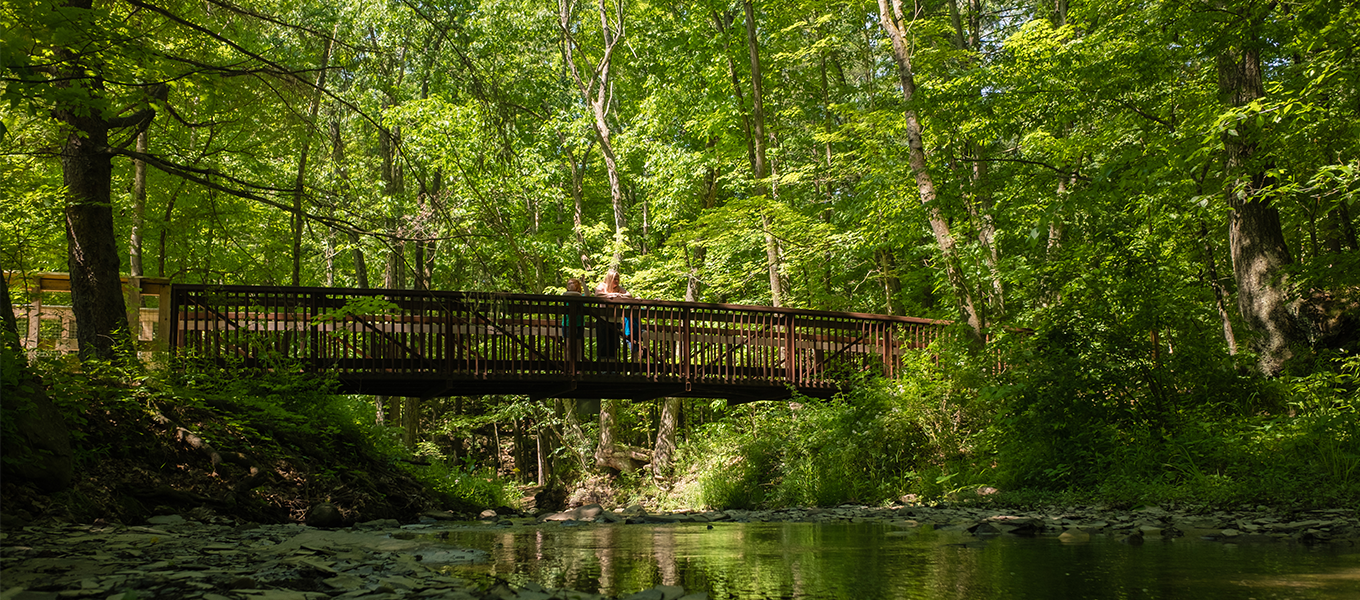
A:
593,270,632,364
562,278,586,364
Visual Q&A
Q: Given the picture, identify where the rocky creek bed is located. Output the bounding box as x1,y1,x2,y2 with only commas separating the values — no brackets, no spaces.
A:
3,503,1356,600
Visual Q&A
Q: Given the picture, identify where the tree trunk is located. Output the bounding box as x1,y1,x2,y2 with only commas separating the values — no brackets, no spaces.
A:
713,11,757,183
876,0,984,345
130,131,147,278
965,149,1005,316
876,248,901,315
595,398,621,470
744,0,784,307
156,180,184,278
290,29,336,286
561,0,627,271
401,397,420,450
1042,177,1068,308
52,0,141,361
60,105,131,361
595,398,644,472
1324,202,1358,253
325,227,336,286
570,147,591,269
351,231,370,289
1218,31,1305,375
380,119,406,290
513,418,528,482
1200,221,1239,355
536,417,549,486
652,397,680,480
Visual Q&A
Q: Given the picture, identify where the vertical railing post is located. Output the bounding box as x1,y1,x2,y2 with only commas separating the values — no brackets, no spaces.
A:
568,297,580,380
444,295,455,379
883,322,895,378
784,313,796,385
681,307,692,390
308,290,319,373
167,286,180,354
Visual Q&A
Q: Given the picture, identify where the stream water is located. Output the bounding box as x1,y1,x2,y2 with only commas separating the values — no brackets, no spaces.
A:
438,521,1360,599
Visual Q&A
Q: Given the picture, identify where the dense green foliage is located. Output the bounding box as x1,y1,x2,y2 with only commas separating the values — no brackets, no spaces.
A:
668,350,1360,509
3,0,1358,512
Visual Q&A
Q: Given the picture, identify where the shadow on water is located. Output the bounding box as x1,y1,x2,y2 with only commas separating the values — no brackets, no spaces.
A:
435,521,1360,600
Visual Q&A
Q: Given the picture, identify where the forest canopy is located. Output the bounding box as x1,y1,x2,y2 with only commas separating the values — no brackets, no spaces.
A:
2,0,1357,372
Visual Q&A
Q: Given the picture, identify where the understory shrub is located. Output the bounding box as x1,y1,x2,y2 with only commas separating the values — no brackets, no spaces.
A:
676,351,982,508
987,323,1360,506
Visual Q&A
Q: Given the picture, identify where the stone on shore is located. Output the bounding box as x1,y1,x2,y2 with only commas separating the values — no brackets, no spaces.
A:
305,502,344,528
1059,528,1091,543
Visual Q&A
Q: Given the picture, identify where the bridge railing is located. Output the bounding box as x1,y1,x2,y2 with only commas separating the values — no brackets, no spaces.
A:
168,285,948,397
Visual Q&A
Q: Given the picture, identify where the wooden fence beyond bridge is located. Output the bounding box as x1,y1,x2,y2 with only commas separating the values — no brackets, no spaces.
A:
169,285,948,402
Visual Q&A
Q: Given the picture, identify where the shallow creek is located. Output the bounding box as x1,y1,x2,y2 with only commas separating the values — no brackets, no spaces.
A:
440,521,1360,600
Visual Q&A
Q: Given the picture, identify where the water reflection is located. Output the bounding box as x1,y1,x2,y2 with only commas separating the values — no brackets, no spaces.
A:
441,522,1360,600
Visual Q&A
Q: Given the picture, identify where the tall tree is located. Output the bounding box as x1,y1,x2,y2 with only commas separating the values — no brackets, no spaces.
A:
50,0,146,360
1214,1,1306,375
561,0,628,271
743,0,784,307
876,0,984,344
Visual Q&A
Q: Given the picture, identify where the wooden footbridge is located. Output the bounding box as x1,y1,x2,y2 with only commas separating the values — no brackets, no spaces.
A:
168,285,948,402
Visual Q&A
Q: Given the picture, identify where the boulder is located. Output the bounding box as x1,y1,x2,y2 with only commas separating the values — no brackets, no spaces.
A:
305,502,345,528
542,504,605,522
1058,528,1090,543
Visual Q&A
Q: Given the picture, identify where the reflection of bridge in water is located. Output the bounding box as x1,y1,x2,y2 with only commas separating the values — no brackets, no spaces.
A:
169,285,949,402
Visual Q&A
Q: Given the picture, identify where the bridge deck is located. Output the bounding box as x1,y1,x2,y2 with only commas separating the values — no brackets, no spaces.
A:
169,285,948,402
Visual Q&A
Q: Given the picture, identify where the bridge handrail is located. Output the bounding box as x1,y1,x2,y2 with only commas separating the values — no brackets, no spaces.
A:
168,284,951,400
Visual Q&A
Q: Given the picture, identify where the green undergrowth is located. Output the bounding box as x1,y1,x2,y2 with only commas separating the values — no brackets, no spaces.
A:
664,343,1360,512
666,351,982,509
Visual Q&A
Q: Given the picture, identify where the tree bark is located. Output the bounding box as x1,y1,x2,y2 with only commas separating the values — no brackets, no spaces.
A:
595,398,646,472
569,146,591,269
130,131,147,278
876,0,985,345
1200,221,1239,355
54,0,137,360
965,149,1005,316
652,396,680,480
1217,26,1305,375
595,398,624,470
62,131,131,363
402,397,420,450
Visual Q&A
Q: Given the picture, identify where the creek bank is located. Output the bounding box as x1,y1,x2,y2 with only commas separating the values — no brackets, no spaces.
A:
0,513,708,600
533,502,1360,544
